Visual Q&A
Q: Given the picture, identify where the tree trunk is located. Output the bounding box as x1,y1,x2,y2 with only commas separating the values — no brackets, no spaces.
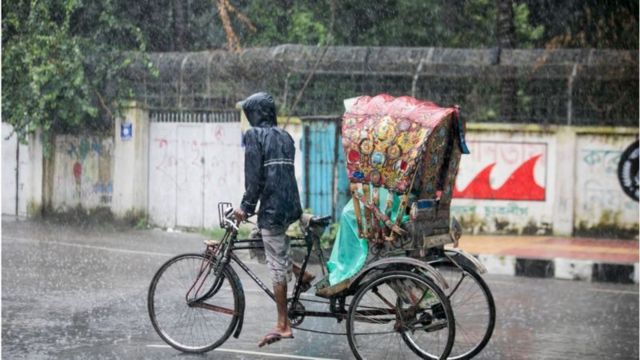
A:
496,0,518,122
42,134,56,214
173,0,186,51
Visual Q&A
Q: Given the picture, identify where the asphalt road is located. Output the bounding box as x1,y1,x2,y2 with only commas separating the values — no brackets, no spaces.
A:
2,217,638,359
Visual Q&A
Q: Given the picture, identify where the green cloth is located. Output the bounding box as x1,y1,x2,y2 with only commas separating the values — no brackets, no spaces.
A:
326,187,410,286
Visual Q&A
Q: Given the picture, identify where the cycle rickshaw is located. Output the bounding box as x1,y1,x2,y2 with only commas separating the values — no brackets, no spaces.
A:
148,95,495,359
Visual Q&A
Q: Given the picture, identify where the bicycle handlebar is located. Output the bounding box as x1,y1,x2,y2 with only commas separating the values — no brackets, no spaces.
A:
223,217,239,231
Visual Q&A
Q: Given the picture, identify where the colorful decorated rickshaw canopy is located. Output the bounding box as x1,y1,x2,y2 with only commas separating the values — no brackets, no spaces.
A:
342,94,458,194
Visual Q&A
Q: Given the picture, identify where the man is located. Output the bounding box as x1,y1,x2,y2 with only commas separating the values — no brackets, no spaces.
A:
233,92,312,347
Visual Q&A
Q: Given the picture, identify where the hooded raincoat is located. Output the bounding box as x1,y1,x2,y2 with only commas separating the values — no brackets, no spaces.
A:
239,92,302,230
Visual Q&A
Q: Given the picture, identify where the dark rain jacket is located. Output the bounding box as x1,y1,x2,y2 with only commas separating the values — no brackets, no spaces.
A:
239,92,303,230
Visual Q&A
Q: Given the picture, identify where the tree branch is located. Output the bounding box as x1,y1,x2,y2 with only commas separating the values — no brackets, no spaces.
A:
95,90,114,119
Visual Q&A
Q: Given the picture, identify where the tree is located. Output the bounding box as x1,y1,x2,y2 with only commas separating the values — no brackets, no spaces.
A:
2,0,152,147
496,0,517,122
525,0,638,49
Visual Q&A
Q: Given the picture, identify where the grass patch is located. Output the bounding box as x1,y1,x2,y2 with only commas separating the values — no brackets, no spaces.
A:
201,226,252,240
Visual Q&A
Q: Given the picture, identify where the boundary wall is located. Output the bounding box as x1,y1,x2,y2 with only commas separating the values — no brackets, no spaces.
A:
10,105,638,237
451,123,638,236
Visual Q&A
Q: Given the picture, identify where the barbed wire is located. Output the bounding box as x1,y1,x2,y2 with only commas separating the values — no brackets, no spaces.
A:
125,45,638,126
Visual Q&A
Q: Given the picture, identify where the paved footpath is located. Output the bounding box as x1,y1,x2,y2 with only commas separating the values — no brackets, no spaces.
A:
455,235,639,284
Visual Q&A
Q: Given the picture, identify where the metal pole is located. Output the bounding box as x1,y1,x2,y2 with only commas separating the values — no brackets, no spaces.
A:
566,63,578,126
411,48,432,98
15,137,19,216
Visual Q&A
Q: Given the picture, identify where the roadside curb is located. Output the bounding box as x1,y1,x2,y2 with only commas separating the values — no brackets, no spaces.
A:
476,253,639,284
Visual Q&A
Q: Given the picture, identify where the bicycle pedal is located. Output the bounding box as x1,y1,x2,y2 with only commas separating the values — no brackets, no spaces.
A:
424,319,448,332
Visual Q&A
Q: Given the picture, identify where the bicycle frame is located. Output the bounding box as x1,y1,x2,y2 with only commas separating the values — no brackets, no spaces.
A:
191,216,348,324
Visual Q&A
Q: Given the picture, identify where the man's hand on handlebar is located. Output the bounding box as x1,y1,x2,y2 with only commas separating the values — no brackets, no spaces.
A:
233,208,247,222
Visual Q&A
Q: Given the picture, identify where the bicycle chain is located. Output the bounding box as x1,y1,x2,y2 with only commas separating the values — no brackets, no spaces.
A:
291,325,346,336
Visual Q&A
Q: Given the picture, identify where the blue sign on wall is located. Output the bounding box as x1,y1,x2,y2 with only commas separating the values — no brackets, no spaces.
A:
121,121,133,141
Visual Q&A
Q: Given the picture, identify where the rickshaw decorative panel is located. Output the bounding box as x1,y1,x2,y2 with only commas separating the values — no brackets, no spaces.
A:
342,94,458,194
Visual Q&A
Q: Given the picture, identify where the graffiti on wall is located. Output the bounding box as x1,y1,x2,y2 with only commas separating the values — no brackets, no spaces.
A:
148,123,245,228
151,124,243,192
580,148,623,213
55,136,113,207
576,140,639,231
453,141,547,201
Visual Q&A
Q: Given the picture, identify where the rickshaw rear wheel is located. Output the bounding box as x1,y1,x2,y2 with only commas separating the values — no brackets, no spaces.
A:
428,259,495,360
346,270,455,360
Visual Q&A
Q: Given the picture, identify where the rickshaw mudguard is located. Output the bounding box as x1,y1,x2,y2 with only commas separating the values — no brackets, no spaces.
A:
348,256,449,292
442,248,487,274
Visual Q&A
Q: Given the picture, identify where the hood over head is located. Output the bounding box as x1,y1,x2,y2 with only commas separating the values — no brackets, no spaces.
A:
240,92,277,127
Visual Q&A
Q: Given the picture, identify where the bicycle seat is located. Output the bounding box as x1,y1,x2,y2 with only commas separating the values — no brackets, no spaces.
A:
309,215,332,227
299,214,332,230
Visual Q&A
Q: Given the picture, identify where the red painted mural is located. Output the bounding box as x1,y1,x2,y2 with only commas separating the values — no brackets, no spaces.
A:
453,142,547,201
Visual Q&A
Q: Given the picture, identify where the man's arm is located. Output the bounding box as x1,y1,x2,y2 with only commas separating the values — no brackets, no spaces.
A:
240,129,264,215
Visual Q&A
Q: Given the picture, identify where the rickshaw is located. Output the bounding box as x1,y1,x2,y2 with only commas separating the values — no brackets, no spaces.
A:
147,95,495,359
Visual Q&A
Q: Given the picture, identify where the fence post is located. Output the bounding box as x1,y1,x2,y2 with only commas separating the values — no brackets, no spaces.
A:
566,63,578,126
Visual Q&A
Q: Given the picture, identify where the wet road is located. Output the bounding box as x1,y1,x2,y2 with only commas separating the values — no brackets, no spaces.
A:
2,217,638,359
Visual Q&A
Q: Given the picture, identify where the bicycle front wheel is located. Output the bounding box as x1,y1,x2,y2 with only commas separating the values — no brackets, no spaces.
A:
148,253,242,353
346,270,455,360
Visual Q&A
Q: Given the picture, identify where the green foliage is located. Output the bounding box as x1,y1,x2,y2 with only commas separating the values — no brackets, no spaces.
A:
513,3,544,48
2,0,152,150
241,0,544,49
2,0,633,150
320,223,339,249
447,0,497,47
201,226,251,240
243,2,329,46
524,0,638,49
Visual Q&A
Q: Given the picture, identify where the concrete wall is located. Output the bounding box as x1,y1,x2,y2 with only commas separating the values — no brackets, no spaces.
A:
11,104,636,237
2,123,31,216
451,124,638,236
51,135,114,210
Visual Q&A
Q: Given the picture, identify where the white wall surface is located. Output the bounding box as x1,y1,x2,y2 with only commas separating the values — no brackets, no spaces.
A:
2,123,31,216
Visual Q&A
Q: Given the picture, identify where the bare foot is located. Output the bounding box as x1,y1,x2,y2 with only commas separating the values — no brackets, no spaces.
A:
292,264,315,284
300,271,315,283
258,327,294,347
